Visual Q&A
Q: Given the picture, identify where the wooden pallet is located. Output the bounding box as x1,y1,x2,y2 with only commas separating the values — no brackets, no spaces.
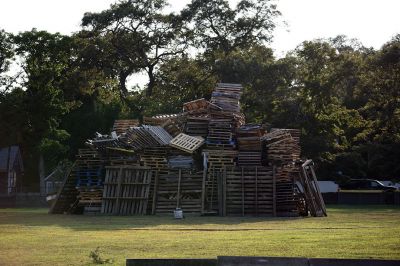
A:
298,160,327,217
264,129,301,164
207,119,235,144
153,169,203,214
121,126,172,151
275,165,300,216
161,119,183,137
237,151,262,166
49,149,105,214
224,167,275,217
210,84,243,113
169,133,205,153
143,125,173,145
112,119,139,135
205,150,237,170
202,166,276,217
101,166,153,215
140,146,169,169
184,116,209,137
77,188,103,212
183,98,210,112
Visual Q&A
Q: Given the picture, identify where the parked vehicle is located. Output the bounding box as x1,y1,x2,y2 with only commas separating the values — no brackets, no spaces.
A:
340,179,397,191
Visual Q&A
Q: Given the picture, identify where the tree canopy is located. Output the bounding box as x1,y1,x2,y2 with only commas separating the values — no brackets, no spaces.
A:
0,0,399,189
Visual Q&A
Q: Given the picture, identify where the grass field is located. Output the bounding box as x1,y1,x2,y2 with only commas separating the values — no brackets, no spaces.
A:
0,205,399,265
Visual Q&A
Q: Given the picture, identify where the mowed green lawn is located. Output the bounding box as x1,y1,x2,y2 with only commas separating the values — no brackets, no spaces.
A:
0,206,399,265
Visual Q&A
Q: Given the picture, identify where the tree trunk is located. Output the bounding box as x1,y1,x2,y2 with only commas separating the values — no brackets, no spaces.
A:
146,66,155,97
118,72,129,98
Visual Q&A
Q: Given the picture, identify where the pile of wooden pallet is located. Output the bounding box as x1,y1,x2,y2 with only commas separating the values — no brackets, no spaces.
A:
50,82,326,218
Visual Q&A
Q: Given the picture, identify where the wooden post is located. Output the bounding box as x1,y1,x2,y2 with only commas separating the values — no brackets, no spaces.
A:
218,170,223,216
272,166,276,217
310,164,327,216
152,170,159,215
223,167,227,216
241,167,244,217
114,167,123,215
201,168,207,214
176,169,182,208
210,169,215,210
255,166,258,217
142,170,150,215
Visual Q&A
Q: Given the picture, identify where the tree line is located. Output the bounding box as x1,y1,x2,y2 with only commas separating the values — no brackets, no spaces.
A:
0,0,399,189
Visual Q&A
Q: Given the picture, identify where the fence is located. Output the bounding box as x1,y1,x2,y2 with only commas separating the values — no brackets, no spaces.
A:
126,256,400,266
322,191,400,205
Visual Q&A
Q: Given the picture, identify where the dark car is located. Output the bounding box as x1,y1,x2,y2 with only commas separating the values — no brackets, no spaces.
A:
341,179,397,191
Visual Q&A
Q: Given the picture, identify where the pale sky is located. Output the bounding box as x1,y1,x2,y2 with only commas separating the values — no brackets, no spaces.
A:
1,0,399,86
1,0,399,54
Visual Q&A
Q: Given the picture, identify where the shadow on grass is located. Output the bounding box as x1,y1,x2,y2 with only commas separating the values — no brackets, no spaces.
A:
0,205,398,231
0,208,303,230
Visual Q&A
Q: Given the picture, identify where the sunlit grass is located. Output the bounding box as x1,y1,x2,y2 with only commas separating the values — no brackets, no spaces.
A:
0,205,399,265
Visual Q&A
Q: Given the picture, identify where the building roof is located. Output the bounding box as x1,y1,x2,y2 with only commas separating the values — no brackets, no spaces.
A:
0,146,24,172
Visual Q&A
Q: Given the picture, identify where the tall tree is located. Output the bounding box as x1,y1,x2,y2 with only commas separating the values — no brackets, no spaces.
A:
0,29,15,90
9,29,75,184
80,0,188,98
182,0,280,55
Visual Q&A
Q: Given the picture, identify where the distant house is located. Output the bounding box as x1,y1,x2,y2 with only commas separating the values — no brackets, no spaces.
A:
0,146,24,195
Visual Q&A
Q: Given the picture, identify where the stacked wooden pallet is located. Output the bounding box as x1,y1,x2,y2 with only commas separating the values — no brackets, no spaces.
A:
112,119,139,135
122,125,172,151
77,188,103,214
101,166,153,215
168,155,194,169
264,130,300,164
210,83,242,113
50,149,104,214
224,167,275,216
237,124,264,166
143,114,181,125
205,150,237,169
299,160,327,217
106,150,139,167
86,133,125,151
153,169,203,214
271,128,301,145
184,116,209,137
74,149,105,214
206,119,235,148
206,83,243,150
140,146,169,169
275,164,299,216
169,133,205,153
183,98,210,113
